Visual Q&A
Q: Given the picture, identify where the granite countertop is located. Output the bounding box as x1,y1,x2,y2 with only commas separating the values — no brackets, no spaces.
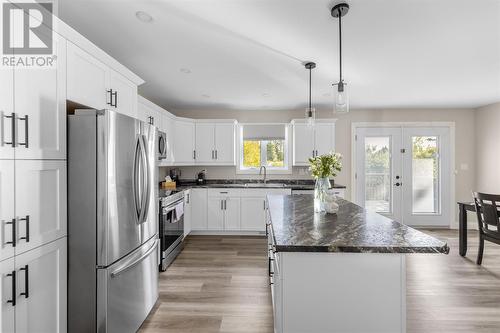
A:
163,179,346,193
266,194,449,254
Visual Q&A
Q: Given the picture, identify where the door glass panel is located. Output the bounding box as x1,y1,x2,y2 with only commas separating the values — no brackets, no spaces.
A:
411,136,439,214
364,137,391,213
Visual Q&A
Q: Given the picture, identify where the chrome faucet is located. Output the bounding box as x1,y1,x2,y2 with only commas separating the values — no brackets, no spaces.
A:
259,166,267,184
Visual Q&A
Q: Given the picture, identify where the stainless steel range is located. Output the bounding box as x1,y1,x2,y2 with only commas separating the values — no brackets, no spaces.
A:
159,190,185,271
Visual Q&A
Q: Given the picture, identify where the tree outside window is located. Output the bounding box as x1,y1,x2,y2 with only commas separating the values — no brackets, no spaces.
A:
243,140,285,169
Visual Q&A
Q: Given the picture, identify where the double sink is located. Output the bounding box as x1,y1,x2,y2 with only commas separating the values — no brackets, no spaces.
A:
210,183,288,189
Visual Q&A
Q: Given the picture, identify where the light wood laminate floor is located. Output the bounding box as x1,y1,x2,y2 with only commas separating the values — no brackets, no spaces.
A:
139,230,500,333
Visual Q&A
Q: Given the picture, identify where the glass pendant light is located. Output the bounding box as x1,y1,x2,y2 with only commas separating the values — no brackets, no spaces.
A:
304,62,316,127
331,3,350,114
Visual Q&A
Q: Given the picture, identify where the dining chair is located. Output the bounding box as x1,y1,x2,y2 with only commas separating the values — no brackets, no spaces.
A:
472,192,500,265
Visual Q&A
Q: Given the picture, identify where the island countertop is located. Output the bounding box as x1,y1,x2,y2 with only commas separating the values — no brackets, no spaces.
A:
266,194,449,254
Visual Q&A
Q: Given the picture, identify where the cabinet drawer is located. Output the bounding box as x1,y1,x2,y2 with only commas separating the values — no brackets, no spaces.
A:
207,188,241,197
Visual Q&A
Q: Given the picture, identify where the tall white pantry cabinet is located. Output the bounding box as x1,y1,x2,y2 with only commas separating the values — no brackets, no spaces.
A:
0,37,68,333
1,3,143,332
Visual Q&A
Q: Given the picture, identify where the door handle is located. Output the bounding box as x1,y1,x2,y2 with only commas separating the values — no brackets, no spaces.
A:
224,199,227,210
110,239,158,277
215,150,218,160
193,150,196,160
211,150,214,159
1,112,16,147
220,199,223,210
114,91,118,108
19,216,29,242
6,271,15,306
315,150,318,157
19,265,29,298
17,115,28,148
133,136,142,221
139,135,150,223
5,218,16,247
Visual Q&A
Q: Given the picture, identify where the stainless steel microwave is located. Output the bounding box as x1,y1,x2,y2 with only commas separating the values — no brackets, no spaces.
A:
157,130,167,160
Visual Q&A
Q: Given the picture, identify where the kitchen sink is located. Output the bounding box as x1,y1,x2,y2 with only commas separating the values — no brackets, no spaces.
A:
244,183,287,188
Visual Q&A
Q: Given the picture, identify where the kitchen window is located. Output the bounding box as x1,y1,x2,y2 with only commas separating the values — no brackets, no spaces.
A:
237,124,291,174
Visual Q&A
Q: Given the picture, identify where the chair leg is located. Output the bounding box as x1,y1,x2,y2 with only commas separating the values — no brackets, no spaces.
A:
477,236,484,265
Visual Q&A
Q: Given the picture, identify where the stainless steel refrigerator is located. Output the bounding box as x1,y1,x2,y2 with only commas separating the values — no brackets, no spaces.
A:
68,109,158,333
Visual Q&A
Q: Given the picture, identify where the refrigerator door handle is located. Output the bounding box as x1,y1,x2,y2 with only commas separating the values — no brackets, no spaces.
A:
132,136,143,222
110,239,158,278
138,135,151,224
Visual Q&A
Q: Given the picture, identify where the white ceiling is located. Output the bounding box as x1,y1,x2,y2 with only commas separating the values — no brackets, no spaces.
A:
59,0,500,112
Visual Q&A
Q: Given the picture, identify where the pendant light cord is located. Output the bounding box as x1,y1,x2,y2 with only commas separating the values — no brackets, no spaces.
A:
339,13,343,82
309,67,312,110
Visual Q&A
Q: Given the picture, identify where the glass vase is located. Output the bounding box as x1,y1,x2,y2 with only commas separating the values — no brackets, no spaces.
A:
314,177,331,213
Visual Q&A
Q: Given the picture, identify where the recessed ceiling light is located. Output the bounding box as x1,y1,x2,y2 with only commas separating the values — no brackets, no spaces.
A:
135,11,153,23
180,68,192,74
262,93,270,97
323,93,332,97
201,94,211,98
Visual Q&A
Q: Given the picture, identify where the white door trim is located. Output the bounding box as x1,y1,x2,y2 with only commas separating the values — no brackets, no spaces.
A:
351,122,456,228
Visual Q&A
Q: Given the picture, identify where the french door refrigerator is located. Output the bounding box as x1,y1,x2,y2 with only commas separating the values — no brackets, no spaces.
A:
68,109,158,333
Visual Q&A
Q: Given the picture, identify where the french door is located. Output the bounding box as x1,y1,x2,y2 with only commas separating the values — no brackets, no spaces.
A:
355,126,451,227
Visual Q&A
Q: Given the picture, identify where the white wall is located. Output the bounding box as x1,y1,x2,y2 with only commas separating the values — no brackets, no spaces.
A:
165,108,476,209
475,102,500,193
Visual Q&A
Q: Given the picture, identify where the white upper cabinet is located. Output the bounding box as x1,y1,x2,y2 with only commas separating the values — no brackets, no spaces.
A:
293,121,335,165
138,97,162,129
314,123,335,156
67,42,138,118
195,123,215,164
0,66,14,160
14,34,67,160
67,42,108,110
194,122,236,166
0,257,15,333
14,237,67,333
173,119,195,164
163,114,175,164
215,123,236,165
0,160,15,261
15,160,67,256
108,69,138,119
293,123,314,165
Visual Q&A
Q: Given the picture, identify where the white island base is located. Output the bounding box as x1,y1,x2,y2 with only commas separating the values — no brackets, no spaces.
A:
271,251,406,333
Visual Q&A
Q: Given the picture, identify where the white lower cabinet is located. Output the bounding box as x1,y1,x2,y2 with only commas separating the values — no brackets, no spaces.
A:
1,257,15,333
14,237,67,333
14,160,67,256
224,197,240,230
207,197,225,230
184,190,192,238
240,197,266,231
207,196,240,231
191,189,208,231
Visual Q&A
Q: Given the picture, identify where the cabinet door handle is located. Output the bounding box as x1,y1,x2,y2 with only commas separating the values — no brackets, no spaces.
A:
193,150,196,160
6,271,15,306
19,215,29,242
187,193,190,204
106,89,112,106
17,115,28,148
224,199,227,210
315,150,318,157
215,150,218,160
211,150,214,159
1,112,16,147
114,91,118,108
312,150,315,157
19,265,29,298
220,199,223,210
263,200,266,210
5,218,16,247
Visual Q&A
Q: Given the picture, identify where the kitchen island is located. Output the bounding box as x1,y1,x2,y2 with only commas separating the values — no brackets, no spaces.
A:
266,194,449,333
